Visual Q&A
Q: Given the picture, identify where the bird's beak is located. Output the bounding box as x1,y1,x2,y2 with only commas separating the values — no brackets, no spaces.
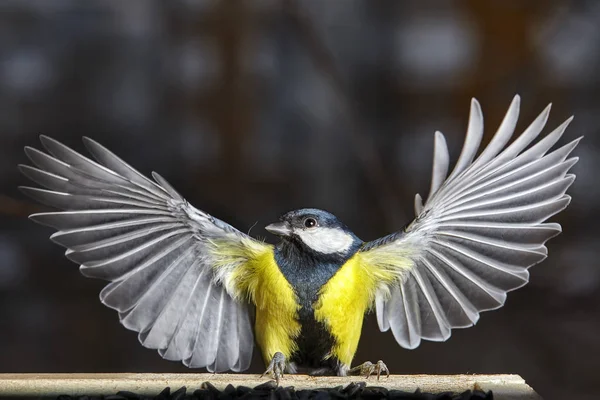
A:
265,221,292,237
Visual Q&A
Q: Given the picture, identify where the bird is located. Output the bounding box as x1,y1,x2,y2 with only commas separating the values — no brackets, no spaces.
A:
18,95,579,383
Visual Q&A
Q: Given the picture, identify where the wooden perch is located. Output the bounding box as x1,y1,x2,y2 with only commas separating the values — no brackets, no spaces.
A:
0,373,541,399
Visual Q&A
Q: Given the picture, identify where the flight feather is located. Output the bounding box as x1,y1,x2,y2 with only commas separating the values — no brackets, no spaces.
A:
20,136,269,372
361,95,579,349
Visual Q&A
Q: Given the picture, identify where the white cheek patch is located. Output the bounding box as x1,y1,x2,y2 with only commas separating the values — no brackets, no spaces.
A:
296,227,354,254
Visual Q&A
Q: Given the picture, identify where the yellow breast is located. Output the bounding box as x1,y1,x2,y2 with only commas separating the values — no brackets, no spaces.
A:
229,244,386,368
313,252,380,367
232,247,301,364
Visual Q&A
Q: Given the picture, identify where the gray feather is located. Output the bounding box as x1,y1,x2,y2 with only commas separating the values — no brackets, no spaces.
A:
20,136,258,372
66,223,183,264
438,222,561,246
18,165,91,195
420,256,479,326
469,95,520,172
183,277,216,367
30,209,172,230
414,194,424,216
445,175,575,217
365,96,579,350
233,302,254,371
462,140,579,204
439,196,571,225
27,140,169,204
20,187,167,211
158,265,211,362
208,288,235,372
101,244,197,313
80,230,192,280
82,137,170,200
429,132,450,198
410,266,451,341
510,117,574,166
50,217,177,248
445,98,484,182
152,172,184,202
375,293,390,332
139,259,208,350
481,103,551,174
386,282,421,349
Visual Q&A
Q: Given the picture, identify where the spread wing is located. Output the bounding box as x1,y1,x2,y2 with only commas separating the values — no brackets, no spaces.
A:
19,136,269,372
360,95,580,349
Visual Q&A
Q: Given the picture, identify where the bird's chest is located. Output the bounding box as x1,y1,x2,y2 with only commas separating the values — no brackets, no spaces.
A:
279,260,341,313
277,260,342,366
273,249,369,367
311,255,372,366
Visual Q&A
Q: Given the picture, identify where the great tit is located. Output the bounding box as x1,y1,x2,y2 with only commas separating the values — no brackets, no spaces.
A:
19,95,579,382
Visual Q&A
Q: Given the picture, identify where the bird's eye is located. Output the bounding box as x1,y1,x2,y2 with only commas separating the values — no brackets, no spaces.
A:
304,218,317,228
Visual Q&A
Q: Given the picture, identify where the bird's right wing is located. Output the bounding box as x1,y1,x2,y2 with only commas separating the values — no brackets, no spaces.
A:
358,96,580,349
20,136,272,372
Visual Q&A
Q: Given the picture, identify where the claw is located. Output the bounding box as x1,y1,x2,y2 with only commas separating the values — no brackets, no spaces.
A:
349,360,390,380
376,360,390,380
261,352,286,385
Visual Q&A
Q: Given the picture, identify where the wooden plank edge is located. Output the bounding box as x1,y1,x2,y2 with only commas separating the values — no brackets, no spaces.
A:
0,373,542,399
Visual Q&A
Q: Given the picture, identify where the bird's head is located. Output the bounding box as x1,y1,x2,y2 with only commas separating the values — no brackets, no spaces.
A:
265,208,362,256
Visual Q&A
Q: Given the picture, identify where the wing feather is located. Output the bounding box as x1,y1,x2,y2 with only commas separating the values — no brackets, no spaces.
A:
481,104,551,173
420,256,479,324
100,244,197,313
429,132,450,198
437,222,561,247
50,217,177,248
82,137,170,200
159,262,211,361
386,282,420,349
446,98,484,181
20,136,267,372
410,266,451,340
361,96,579,349
469,95,520,171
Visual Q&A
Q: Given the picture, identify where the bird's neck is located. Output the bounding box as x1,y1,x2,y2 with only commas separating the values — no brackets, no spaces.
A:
273,238,361,310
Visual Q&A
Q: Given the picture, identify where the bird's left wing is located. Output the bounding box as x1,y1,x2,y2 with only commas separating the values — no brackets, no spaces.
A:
358,96,580,349
19,136,270,372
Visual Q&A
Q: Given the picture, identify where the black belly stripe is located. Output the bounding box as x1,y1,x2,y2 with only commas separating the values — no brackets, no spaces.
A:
273,238,360,368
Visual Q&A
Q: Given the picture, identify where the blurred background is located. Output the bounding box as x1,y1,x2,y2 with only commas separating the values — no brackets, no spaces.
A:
0,0,598,399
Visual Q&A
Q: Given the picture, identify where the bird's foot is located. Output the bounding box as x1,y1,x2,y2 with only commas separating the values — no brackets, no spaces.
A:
260,352,286,385
349,360,390,380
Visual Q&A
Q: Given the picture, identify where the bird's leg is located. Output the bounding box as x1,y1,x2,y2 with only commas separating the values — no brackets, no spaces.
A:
349,360,389,380
260,352,287,385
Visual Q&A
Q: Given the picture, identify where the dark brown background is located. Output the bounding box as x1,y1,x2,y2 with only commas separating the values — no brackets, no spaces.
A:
0,1,598,399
